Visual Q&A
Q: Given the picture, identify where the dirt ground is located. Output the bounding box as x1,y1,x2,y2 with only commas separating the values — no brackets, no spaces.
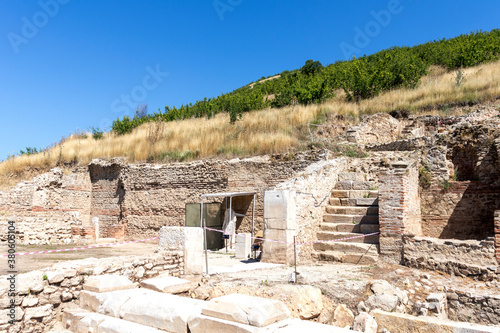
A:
0,240,159,275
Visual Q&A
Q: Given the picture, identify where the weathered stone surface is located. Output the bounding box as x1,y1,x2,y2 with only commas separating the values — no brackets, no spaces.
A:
202,293,291,327
81,289,204,333
140,276,193,294
188,314,258,333
275,318,358,332
346,113,402,144
83,275,136,293
273,285,323,320
158,227,203,275
353,312,377,333
0,307,24,325
365,280,408,312
63,310,165,333
21,296,39,308
24,304,53,320
333,304,354,328
45,271,65,284
372,309,500,333
235,233,252,260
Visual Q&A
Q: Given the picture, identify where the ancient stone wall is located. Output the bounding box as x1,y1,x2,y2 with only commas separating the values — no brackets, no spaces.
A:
0,168,91,245
0,251,183,332
120,153,326,239
89,159,125,238
420,182,500,240
275,159,348,262
403,236,498,281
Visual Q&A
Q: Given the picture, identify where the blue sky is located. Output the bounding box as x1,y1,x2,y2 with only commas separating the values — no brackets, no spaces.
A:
0,0,499,160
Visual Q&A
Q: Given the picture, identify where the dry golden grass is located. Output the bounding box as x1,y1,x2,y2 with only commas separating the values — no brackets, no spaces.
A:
1,59,500,188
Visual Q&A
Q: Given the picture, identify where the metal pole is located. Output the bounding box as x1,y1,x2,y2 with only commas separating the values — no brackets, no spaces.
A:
294,235,297,283
202,198,209,276
229,196,233,250
251,194,255,259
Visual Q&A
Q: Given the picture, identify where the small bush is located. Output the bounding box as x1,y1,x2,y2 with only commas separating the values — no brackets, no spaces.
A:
419,165,432,188
91,127,103,140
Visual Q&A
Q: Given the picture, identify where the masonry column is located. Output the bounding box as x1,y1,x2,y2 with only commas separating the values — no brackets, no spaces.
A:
261,190,296,265
379,162,422,264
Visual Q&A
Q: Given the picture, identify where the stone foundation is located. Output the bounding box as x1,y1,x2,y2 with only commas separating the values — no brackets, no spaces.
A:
403,236,499,281
0,251,183,332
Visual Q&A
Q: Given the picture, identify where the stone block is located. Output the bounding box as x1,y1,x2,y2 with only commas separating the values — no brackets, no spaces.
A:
188,314,258,333
83,275,136,293
201,293,291,327
264,191,295,222
372,309,500,333
63,310,165,333
260,229,296,265
235,233,252,259
81,289,204,333
275,318,357,332
158,226,203,275
140,276,194,294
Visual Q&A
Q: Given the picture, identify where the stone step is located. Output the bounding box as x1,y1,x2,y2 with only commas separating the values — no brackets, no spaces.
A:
329,198,378,206
316,231,379,244
62,309,165,333
338,172,366,182
80,288,205,333
325,206,379,215
331,190,378,199
323,214,379,224
313,251,378,265
313,241,379,254
334,181,377,191
320,223,380,233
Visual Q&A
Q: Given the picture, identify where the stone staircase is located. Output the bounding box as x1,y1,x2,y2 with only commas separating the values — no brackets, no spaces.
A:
313,173,380,264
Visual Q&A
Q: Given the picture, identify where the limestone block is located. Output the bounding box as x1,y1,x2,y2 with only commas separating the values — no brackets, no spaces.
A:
63,310,165,333
353,312,377,333
81,289,204,333
158,227,203,275
261,229,296,265
0,307,24,325
188,314,258,333
235,233,252,259
24,304,52,320
140,276,194,294
202,293,291,327
263,191,296,230
333,304,354,328
21,296,39,307
372,309,500,333
275,318,358,332
273,285,323,320
83,275,136,293
45,271,64,284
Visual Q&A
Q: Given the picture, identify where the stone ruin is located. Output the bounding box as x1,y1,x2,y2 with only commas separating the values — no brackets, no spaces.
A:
1,104,500,332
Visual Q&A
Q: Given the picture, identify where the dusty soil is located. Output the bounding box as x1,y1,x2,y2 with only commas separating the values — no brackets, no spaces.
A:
0,241,158,275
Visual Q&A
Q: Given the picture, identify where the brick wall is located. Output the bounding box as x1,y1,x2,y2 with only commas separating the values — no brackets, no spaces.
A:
379,162,422,264
420,182,500,240
0,168,92,245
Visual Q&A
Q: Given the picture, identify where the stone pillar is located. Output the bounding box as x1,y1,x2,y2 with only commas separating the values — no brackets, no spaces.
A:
235,233,251,260
379,163,422,264
495,211,500,264
92,217,99,240
158,227,203,275
261,191,296,265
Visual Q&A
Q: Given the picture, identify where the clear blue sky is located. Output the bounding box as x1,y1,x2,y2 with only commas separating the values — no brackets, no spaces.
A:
1,0,499,160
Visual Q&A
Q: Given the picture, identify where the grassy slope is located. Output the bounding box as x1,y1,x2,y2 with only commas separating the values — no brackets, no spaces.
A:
1,60,500,189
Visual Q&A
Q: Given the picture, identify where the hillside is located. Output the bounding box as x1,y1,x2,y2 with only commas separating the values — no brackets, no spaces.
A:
1,30,500,189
